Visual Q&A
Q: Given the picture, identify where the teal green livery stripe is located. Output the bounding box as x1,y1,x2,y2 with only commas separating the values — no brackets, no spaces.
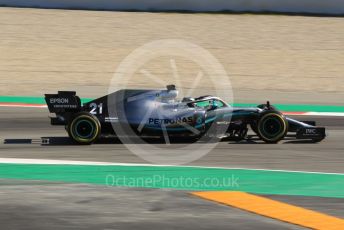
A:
0,163,344,198
0,96,344,112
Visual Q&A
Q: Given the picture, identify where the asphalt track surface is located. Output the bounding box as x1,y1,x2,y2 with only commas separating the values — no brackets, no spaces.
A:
0,107,344,229
1,107,344,172
0,180,304,230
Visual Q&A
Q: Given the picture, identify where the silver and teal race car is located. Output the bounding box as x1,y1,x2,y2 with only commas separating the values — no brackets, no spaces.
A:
45,85,326,144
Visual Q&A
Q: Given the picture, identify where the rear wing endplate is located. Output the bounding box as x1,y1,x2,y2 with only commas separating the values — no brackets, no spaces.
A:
45,91,81,113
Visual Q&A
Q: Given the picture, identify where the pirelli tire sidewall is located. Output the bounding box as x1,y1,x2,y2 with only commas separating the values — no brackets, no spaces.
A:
68,112,101,144
257,112,288,143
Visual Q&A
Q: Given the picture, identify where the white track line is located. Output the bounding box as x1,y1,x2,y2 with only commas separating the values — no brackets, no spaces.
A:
283,112,344,116
305,112,344,117
0,158,343,176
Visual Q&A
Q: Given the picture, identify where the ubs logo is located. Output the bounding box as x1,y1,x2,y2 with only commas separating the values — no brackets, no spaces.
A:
306,129,316,134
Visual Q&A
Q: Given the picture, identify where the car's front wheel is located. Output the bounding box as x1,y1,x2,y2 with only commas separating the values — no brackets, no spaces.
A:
67,112,101,144
256,112,288,143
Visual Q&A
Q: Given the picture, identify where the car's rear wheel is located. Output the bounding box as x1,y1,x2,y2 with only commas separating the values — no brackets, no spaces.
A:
67,112,101,144
257,112,288,143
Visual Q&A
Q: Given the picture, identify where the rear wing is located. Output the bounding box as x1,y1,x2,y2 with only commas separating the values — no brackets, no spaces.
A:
45,91,81,113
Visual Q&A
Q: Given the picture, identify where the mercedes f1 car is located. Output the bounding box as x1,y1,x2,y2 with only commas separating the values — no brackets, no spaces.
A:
45,85,326,144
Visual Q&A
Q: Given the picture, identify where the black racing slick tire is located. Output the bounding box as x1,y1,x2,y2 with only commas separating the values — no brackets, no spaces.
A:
256,112,288,143
67,112,101,144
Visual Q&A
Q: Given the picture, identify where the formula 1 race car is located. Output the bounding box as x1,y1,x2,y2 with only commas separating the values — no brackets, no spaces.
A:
45,85,326,144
